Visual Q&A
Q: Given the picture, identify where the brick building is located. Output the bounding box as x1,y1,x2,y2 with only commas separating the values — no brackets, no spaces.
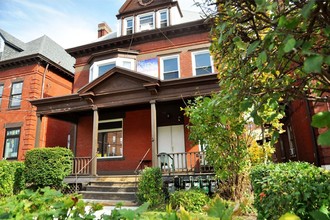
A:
0,29,75,160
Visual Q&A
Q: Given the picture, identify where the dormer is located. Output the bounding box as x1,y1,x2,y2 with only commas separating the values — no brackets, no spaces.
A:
117,0,183,36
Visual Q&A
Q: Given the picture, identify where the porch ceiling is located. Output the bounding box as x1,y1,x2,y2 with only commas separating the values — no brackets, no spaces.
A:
30,68,219,120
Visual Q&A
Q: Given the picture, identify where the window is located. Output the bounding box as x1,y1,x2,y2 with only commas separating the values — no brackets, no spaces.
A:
159,10,168,28
9,81,23,108
161,55,180,80
3,128,21,159
192,51,213,75
125,17,134,35
139,13,154,31
89,58,135,82
97,119,123,158
0,84,4,107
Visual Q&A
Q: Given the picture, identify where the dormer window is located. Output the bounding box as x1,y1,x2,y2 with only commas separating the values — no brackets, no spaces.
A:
159,10,168,28
138,13,154,31
125,17,134,35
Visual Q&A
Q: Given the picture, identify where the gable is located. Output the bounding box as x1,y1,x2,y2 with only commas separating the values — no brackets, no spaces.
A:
118,0,173,16
78,67,159,97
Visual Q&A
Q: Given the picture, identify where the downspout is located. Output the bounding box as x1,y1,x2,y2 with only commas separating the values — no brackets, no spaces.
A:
306,99,320,166
41,63,49,98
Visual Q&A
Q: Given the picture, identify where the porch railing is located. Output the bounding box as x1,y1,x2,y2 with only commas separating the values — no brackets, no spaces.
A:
157,151,213,174
72,157,92,175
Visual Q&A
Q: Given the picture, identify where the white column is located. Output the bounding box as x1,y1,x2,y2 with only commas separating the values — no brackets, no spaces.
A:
150,100,158,167
92,107,99,176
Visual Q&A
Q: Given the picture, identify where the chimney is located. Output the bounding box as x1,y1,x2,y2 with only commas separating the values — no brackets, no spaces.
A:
98,22,112,38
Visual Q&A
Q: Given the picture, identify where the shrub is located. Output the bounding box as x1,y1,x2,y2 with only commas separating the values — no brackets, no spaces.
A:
169,189,209,213
251,162,330,219
0,187,102,219
24,147,73,188
0,160,25,197
137,167,165,209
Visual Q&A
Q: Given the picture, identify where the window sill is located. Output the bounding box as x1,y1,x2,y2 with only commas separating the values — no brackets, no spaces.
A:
7,107,21,111
97,157,125,161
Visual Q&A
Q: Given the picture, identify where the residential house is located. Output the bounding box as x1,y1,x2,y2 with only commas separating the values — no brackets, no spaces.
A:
31,0,219,175
0,29,75,160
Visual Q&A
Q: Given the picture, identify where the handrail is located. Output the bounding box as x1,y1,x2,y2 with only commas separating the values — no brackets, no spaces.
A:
75,154,97,193
134,148,151,174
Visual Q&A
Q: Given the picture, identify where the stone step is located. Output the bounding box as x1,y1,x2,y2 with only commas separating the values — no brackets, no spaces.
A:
93,176,138,182
85,185,137,192
80,191,137,201
88,181,137,188
83,199,138,207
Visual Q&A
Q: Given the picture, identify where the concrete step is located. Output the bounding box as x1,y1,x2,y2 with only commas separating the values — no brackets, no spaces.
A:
83,199,138,207
85,185,137,192
88,181,137,188
80,191,137,201
93,176,138,182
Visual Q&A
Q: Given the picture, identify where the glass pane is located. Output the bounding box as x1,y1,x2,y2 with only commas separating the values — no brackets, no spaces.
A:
195,53,211,68
4,137,19,158
196,67,212,75
164,71,179,80
99,63,115,76
123,61,132,69
140,15,153,25
127,19,133,28
163,58,178,72
161,12,167,21
7,129,20,136
98,131,123,157
10,94,22,107
12,82,23,95
0,85,4,96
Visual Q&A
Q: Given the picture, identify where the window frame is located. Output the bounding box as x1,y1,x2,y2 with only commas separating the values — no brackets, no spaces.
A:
137,12,155,32
158,9,169,28
0,83,4,108
97,119,124,159
3,127,21,160
160,55,180,80
124,17,134,35
191,50,214,76
9,81,23,109
89,58,135,82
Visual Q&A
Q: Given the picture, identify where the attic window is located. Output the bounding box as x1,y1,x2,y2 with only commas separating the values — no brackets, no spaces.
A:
125,17,134,35
159,10,168,28
138,13,154,31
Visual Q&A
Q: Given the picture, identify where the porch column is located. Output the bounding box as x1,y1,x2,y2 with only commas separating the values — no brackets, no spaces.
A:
92,107,99,176
150,100,158,167
34,114,42,148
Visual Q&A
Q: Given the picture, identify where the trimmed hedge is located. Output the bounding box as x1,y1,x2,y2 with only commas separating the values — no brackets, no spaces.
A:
24,147,73,188
251,162,330,219
0,160,25,197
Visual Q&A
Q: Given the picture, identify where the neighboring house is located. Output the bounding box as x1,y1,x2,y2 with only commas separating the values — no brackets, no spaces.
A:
31,0,219,175
0,29,75,160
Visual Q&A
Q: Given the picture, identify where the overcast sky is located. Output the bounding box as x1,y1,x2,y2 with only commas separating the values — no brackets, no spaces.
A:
0,0,203,49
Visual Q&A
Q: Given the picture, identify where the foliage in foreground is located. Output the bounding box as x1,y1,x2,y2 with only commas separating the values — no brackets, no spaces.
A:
251,162,330,219
24,147,73,188
0,187,102,219
137,167,165,209
169,189,210,213
0,160,25,197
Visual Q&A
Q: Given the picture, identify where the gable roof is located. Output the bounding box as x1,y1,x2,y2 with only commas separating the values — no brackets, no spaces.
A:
0,29,26,51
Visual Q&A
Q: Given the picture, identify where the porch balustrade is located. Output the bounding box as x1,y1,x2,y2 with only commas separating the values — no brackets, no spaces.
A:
158,151,213,174
72,157,92,175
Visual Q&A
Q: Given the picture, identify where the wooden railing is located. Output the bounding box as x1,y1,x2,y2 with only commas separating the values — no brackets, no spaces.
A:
72,157,92,175
157,151,213,174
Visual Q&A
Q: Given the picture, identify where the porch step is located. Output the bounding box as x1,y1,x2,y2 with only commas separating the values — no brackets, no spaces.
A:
79,175,139,206
83,199,138,207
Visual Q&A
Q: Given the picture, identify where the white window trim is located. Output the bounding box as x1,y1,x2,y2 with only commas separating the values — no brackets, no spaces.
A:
124,16,134,35
137,12,155,32
157,9,169,28
160,54,180,80
98,119,124,159
89,58,135,82
191,50,214,76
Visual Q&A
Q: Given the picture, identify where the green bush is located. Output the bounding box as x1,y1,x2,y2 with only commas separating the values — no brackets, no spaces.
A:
251,162,330,219
0,160,25,197
24,147,73,188
0,187,102,219
137,167,165,209
169,189,209,213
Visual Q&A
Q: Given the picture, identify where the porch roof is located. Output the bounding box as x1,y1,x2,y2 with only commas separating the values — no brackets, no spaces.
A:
30,67,219,121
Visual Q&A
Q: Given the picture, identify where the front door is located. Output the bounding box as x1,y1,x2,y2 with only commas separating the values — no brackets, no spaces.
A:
158,125,185,169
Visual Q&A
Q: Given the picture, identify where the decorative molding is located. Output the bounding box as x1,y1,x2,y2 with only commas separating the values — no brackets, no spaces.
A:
138,0,154,6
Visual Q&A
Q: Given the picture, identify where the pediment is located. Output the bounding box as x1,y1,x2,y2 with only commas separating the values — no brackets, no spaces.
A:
78,67,159,97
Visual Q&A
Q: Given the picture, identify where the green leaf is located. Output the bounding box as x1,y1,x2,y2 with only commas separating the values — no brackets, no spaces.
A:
284,37,296,53
247,40,260,57
301,0,316,19
311,111,330,128
233,36,246,50
303,55,324,73
324,56,330,65
318,130,330,147
278,16,287,28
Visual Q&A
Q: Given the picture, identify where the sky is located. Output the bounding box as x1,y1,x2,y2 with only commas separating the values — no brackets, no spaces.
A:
0,0,203,49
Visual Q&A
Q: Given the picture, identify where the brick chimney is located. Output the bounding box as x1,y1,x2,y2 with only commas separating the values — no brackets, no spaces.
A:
98,22,112,38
